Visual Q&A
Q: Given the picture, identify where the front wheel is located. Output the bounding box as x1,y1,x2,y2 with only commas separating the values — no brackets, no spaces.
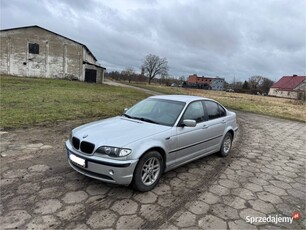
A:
219,132,233,157
132,151,163,192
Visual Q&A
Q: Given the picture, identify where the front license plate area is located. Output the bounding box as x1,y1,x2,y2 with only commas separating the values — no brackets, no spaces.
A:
69,153,86,168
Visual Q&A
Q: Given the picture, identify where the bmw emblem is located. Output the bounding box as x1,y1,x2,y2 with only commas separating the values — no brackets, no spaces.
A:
83,134,88,139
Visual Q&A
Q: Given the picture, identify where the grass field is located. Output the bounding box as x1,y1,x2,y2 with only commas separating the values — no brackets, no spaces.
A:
0,76,148,129
128,82,306,122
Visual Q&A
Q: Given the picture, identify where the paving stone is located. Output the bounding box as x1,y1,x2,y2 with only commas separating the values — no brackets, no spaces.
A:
64,180,85,190
22,172,45,181
209,184,230,196
111,199,138,215
7,194,36,210
187,200,210,215
17,182,40,194
27,143,44,148
56,204,85,220
244,183,263,192
0,178,19,186
158,194,177,207
273,175,295,183
38,186,64,198
289,182,304,191
2,169,28,178
133,191,158,203
107,187,133,199
232,188,256,200
286,188,305,199
228,219,257,229
152,183,171,195
26,215,60,229
140,204,163,221
85,183,110,195
249,177,269,186
269,180,292,189
198,191,221,204
248,199,276,213
198,215,227,229
40,145,53,149
42,176,65,185
0,210,31,228
223,195,247,209
159,223,179,229
278,170,298,178
86,210,117,228
116,215,145,229
174,211,196,228
263,185,287,196
65,222,91,229
62,191,88,204
86,193,112,206
33,199,62,214
257,192,282,204
218,179,240,188
210,203,240,220
28,164,50,172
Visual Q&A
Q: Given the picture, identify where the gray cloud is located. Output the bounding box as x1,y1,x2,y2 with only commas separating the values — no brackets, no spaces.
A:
1,0,305,81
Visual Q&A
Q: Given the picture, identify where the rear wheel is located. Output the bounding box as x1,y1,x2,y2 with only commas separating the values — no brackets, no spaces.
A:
219,132,233,157
132,151,163,192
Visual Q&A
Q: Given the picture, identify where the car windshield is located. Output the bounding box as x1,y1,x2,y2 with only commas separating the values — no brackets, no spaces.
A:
123,98,186,126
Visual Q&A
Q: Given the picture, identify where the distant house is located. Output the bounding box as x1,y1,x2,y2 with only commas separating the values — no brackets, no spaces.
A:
268,75,306,99
187,74,224,90
0,25,105,83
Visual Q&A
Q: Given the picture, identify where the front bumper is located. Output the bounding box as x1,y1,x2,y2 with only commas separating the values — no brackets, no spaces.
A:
65,141,138,185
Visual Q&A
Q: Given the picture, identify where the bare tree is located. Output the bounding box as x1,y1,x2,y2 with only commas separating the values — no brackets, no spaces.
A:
260,77,274,93
142,54,168,84
249,76,263,89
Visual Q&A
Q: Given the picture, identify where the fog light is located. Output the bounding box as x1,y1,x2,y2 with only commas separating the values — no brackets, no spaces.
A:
109,169,114,175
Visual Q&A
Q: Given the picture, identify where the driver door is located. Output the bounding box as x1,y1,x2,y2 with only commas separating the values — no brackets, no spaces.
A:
171,100,210,167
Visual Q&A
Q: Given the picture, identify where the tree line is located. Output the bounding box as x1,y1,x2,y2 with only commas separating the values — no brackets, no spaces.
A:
105,53,275,94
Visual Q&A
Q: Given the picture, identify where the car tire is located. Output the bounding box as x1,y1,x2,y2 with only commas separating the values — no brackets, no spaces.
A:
132,151,163,192
219,132,233,157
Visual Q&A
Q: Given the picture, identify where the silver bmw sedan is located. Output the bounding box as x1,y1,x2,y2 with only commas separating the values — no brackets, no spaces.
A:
65,95,238,191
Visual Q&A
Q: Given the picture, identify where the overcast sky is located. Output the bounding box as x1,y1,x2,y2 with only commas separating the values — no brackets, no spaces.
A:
1,0,305,81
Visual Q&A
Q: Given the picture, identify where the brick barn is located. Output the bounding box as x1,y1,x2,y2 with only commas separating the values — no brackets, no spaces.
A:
0,25,105,83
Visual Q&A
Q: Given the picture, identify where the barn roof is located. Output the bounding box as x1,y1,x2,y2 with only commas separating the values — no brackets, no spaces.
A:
271,76,306,90
0,25,97,62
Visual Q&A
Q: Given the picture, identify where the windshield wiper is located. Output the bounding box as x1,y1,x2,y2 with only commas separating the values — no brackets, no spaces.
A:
122,113,133,119
122,114,159,124
136,117,159,124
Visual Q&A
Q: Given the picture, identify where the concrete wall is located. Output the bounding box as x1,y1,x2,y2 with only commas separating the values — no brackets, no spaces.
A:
0,27,97,81
268,88,298,99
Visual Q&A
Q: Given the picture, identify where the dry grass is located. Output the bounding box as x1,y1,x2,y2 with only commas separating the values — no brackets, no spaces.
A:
128,82,306,122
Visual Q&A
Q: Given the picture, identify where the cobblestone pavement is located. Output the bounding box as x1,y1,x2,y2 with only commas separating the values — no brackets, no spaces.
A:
0,112,305,229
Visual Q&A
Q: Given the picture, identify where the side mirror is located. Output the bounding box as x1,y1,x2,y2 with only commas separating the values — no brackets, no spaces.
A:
182,119,196,127
123,108,129,113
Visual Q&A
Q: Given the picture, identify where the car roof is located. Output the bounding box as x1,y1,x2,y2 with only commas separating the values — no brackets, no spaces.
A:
149,95,209,103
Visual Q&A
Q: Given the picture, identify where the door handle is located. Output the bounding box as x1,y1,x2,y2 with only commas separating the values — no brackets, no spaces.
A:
221,120,226,124
202,125,209,129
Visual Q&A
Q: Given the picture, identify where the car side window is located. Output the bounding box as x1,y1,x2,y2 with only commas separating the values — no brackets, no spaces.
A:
206,101,223,120
183,101,205,123
218,105,226,117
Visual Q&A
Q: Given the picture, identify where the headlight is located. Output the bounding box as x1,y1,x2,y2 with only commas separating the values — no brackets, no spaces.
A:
95,146,132,157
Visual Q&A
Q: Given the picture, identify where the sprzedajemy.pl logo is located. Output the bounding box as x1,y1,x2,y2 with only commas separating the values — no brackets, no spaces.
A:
246,212,301,225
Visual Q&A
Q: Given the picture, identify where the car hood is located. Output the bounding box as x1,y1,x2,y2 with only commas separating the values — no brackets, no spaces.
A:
72,116,171,148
